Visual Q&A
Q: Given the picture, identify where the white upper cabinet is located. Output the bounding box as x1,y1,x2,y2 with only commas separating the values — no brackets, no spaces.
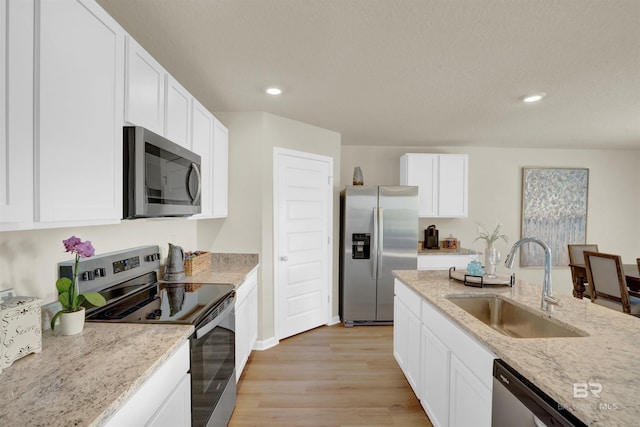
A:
400,153,468,218
1,0,227,230
125,36,165,135
212,119,229,218
165,75,192,148
190,98,214,218
36,0,124,224
0,0,34,230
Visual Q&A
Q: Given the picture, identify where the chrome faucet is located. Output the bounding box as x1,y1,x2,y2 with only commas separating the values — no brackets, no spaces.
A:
504,237,561,311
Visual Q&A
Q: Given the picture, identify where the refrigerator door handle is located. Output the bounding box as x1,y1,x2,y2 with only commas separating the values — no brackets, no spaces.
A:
372,207,378,279
378,207,384,277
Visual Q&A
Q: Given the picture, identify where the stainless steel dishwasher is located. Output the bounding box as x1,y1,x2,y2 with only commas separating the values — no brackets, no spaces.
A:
492,359,587,427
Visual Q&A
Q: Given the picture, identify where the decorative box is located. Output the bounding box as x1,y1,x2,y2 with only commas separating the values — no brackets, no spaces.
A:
0,296,42,374
184,251,210,276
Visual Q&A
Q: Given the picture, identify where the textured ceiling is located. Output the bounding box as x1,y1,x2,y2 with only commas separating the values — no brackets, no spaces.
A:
97,0,640,149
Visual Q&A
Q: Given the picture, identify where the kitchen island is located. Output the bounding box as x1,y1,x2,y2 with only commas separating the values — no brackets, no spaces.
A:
0,322,193,427
394,269,640,426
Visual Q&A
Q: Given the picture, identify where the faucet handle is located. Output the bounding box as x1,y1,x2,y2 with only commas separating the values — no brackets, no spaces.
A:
544,295,562,306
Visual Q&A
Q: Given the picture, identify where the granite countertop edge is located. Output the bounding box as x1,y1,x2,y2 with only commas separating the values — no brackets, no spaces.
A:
393,269,640,426
0,252,259,427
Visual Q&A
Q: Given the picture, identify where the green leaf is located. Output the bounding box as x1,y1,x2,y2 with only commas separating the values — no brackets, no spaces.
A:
58,292,71,309
56,277,72,293
50,310,65,331
82,292,107,307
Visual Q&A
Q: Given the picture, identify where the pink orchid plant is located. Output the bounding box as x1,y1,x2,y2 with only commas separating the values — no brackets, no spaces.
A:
51,236,106,330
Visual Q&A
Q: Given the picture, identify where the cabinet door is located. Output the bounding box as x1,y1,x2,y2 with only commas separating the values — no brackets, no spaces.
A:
235,295,249,383
125,36,165,135
393,293,421,396
146,374,191,427
0,0,34,229
105,341,190,427
212,119,228,218
438,154,468,217
421,324,450,427
165,75,191,148
235,269,259,382
400,154,437,217
248,278,258,351
37,0,124,223
449,354,492,427
190,99,214,218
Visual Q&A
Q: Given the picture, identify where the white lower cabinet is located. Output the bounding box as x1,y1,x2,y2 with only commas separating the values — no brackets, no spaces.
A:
105,340,191,427
235,268,258,382
449,354,492,427
394,279,495,427
420,324,450,427
393,283,422,396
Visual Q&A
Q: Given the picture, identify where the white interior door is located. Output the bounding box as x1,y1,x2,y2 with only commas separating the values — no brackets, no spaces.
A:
274,148,332,341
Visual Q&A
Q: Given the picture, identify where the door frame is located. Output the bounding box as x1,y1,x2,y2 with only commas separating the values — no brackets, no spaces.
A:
272,147,333,341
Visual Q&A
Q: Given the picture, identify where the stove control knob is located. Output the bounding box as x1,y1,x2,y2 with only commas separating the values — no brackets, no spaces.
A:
145,253,160,262
81,270,95,281
94,268,106,278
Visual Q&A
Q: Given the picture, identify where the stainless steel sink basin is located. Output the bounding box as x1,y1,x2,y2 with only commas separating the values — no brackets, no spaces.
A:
445,295,587,339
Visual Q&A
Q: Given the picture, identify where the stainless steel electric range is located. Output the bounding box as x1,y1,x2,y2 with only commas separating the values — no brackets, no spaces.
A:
59,245,236,427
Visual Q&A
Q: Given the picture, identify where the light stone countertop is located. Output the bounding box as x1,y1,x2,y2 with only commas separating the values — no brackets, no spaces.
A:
393,269,640,426
167,253,259,288
0,322,193,427
0,252,258,427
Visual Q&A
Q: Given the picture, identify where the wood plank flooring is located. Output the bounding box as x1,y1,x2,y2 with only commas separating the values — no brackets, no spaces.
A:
228,325,433,427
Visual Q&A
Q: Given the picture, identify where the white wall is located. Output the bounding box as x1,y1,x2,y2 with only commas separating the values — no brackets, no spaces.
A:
341,145,640,295
198,112,341,342
0,219,198,303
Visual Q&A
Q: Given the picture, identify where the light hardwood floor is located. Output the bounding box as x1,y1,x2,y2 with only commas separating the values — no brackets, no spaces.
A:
229,325,433,427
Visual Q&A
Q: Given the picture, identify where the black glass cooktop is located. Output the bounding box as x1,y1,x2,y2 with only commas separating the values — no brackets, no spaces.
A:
85,272,233,326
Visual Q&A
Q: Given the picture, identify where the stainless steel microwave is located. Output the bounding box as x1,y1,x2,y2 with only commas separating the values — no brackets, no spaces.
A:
123,126,201,219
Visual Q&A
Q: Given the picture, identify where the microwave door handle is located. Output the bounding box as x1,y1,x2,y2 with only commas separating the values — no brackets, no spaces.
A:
188,163,202,204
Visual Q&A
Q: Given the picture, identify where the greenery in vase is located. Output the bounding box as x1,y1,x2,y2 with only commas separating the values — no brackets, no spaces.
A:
474,222,509,247
50,236,107,330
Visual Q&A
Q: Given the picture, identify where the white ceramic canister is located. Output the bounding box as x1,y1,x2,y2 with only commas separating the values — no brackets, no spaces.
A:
0,296,43,374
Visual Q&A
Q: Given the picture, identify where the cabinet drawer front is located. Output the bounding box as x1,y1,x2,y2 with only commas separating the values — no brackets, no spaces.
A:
421,299,495,389
418,254,475,270
394,279,421,318
104,341,190,427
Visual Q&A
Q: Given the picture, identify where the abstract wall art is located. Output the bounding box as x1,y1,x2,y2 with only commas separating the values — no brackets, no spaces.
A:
520,167,589,267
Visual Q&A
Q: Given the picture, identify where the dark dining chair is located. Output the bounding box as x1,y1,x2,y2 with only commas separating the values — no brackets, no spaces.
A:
568,244,598,298
584,251,640,316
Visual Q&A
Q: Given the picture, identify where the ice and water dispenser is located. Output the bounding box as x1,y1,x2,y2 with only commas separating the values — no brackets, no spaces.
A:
352,233,370,259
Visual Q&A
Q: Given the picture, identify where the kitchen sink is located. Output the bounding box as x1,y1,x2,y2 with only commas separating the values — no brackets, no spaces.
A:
445,295,587,339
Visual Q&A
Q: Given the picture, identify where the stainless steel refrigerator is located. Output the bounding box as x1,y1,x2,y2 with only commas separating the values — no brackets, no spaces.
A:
339,185,418,326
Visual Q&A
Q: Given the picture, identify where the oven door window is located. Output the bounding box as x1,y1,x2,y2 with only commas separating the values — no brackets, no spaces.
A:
145,142,200,205
191,315,235,427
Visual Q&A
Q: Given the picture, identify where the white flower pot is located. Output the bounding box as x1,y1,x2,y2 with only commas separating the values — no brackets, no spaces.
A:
59,307,85,336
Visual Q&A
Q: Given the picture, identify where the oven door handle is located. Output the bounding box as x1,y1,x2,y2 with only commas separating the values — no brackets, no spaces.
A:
195,299,234,340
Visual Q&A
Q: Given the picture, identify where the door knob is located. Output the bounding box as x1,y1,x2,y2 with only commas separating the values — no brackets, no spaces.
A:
280,256,288,261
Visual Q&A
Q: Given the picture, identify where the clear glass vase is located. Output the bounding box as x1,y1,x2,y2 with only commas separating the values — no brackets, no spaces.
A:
484,245,501,278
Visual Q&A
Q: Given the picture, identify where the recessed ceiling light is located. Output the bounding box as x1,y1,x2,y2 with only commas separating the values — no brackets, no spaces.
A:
521,93,546,103
266,87,282,95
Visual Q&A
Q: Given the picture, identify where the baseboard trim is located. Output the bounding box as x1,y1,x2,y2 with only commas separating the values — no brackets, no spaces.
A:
328,315,341,325
254,337,278,351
